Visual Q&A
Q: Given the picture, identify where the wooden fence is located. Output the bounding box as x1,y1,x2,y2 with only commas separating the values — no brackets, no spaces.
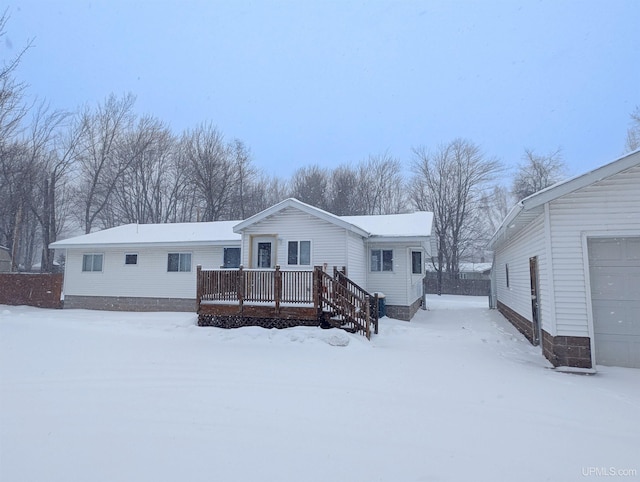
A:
0,273,64,308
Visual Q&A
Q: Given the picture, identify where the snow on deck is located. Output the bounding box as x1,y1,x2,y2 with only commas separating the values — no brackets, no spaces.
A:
1,296,639,481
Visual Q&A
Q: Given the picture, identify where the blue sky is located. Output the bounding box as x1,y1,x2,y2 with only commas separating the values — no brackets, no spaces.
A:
5,0,640,179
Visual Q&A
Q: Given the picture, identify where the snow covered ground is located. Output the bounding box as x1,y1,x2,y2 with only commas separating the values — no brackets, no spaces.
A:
1,295,639,482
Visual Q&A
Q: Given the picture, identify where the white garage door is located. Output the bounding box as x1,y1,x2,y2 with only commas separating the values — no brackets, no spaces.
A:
588,237,640,368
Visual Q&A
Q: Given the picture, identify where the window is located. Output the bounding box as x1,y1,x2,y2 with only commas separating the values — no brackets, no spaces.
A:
412,251,422,274
287,241,311,266
505,264,510,288
371,249,393,272
168,253,191,272
223,247,241,268
125,253,138,265
82,253,103,272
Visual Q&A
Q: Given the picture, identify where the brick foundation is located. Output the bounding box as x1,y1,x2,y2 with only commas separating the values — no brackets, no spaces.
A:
198,314,321,329
497,300,592,369
542,330,592,369
386,297,423,321
63,295,196,312
497,301,535,343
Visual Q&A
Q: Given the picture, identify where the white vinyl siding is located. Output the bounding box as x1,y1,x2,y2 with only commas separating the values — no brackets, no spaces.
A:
240,207,351,271
63,246,227,299
345,230,366,288
547,165,640,337
494,164,640,339
366,242,421,307
494,213,548,332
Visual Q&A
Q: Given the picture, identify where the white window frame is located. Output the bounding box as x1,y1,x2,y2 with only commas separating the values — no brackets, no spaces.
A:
287,240,311,266
82,253,103,272
124,253,138,266
167,252,192,272
371,249,393,272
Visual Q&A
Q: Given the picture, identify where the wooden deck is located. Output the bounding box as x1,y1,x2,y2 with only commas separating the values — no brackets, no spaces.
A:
196,265,379,338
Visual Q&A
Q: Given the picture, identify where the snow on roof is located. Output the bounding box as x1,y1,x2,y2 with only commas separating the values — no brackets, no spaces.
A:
342,212,433,238
50,200,434,250
49,221,241,249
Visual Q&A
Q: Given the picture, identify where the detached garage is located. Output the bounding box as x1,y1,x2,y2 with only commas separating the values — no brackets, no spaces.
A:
489,150,640,369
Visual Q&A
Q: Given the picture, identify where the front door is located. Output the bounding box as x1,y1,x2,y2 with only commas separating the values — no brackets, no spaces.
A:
529,256,541,346
252,236,276,268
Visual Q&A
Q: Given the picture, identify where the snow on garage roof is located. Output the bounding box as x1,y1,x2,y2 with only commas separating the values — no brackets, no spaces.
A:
49,220,241,249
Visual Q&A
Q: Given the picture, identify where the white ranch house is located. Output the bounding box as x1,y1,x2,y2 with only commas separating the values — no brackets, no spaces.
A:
489,150,640,369
51,198,434,322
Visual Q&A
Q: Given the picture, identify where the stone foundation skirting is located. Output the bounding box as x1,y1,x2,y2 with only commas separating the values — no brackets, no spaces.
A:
386,297,423,321
497,300,592,369
198,314,321,329
63,295,196,312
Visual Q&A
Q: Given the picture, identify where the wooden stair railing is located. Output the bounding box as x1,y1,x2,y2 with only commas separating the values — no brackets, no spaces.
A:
315,266,379,339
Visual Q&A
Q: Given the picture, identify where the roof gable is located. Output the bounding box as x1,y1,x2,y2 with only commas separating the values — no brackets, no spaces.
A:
489,149,640,249
233,198,370,237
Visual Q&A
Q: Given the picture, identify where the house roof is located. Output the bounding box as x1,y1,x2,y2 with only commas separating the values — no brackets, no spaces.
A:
49,221,241,249
342,212,434,240
234,198,433,240
488,149,640,250
50,198,434,250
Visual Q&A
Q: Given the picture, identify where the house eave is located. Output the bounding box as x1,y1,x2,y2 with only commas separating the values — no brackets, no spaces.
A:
49,239,241,250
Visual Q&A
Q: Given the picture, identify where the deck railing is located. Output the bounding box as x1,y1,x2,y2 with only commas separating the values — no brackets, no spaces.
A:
318,267,379,339
197,265,315,307
197,265,378,339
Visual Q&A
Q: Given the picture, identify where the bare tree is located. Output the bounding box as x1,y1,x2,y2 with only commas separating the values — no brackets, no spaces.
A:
0,10,29,146
355,152,406,215
182,122,238,221
512,148,566,201
625,105,640,153
327,164,361,215
22,102,77,271
226,139,256,220
479,184,512,240
410,138,502,283
109,115,174,225
73,93,136,233
289,165,330,210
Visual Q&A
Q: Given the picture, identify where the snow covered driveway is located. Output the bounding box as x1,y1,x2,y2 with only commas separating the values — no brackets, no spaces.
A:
1,296,639,482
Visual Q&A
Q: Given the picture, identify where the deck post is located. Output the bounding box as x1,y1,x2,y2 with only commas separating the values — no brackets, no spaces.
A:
313,266,321,314
373,293,379,334
274,265,281,314
196,265,202,311
237,265,244,313
365,294,371,339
